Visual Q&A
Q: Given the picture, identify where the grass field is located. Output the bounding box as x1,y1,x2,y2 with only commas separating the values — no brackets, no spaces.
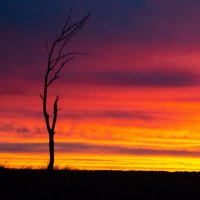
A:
1,168,200,200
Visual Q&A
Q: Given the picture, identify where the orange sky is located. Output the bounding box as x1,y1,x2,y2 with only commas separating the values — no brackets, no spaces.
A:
2,75,200,170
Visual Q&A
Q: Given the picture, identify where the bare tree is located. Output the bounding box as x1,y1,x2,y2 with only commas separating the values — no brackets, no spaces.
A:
40,7,90,170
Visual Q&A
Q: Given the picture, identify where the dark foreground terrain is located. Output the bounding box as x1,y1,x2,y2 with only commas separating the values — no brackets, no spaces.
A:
1,169,200,200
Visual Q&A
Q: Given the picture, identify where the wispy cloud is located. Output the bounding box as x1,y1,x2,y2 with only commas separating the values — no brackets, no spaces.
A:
0,123,30,134
62,110,154,120
0,108,42,118
0,123,44,135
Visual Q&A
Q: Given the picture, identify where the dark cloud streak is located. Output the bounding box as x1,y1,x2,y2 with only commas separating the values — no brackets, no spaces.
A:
0,142,200,157
63,69,200,87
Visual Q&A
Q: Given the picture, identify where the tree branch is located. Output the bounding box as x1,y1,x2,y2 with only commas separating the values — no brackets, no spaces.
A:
47,57,74,87
40,94,44,100
62,5,73,34
42,7,90,138
50,52,89,65
48,13,90,70
52,96,59,132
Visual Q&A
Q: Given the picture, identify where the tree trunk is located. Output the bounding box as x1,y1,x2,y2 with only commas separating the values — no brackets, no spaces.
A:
48,133,54,170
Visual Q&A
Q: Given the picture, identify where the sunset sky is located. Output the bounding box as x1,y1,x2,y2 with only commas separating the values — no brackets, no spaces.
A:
1,0,200,171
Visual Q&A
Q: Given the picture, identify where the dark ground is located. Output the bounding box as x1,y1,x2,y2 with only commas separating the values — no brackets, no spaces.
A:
1,169,200,200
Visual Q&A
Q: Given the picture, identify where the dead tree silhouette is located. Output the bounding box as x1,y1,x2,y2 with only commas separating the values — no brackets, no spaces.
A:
40,7,90,170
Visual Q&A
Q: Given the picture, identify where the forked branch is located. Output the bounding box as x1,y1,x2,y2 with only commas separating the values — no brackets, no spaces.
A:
42,7,90,134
